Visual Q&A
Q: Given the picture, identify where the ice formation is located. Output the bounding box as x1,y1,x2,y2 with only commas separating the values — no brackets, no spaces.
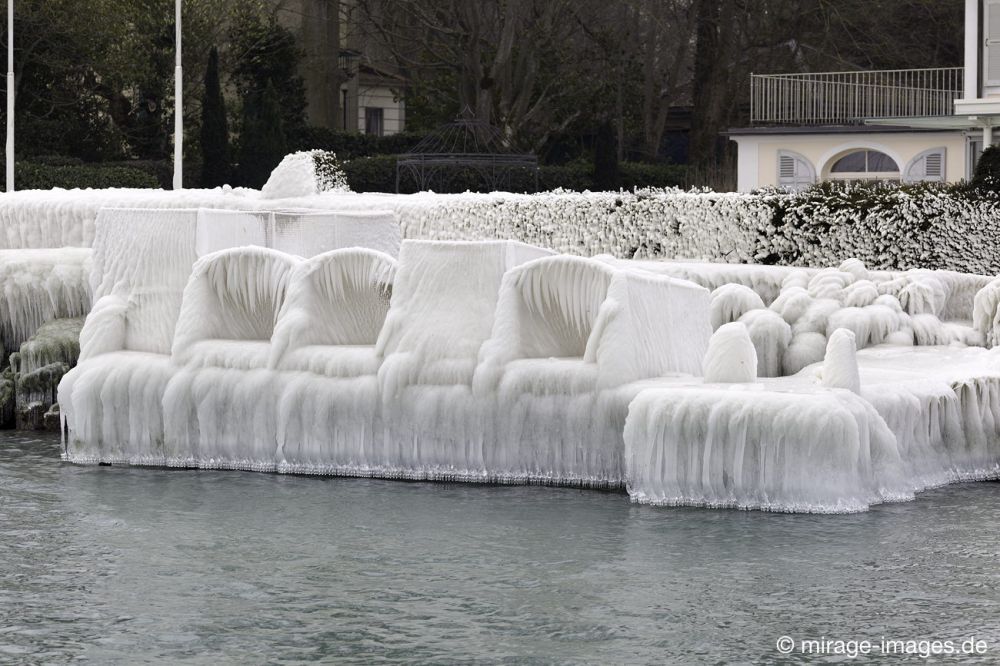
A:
261,150,350,199
820,329,861,394
709,283,765,330
703,323,758,383
8,317,83,429
739,309,792,378
0,249,90,355
624,387,911,513
39,196,1000,514
62,237,714,487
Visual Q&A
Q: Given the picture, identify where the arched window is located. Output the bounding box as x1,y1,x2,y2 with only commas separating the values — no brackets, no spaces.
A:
828,150,900,182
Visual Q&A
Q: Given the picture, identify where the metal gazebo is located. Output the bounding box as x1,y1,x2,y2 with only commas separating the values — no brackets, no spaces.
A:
395,111,538,193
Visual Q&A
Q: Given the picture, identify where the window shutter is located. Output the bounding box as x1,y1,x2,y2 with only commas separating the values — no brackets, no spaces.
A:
777,151,815,190
986,1,1000,86
904,148,946,183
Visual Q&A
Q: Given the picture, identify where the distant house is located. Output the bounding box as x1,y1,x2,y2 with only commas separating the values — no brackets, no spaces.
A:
729,0,999,191
274,0,406,135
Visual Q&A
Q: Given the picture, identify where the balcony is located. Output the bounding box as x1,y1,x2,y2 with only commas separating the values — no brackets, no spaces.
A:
750,68,964,126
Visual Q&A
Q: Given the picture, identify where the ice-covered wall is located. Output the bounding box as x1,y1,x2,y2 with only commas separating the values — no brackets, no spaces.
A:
0,248,92,355
624,386,913,513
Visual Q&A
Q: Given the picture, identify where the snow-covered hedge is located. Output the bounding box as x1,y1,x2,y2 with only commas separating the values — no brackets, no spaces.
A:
756,183,1000,274
5,178,1000,275
389,189,770,262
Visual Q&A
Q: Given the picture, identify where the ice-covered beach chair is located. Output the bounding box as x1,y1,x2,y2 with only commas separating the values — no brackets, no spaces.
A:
472,255,713,486
163,247,300,469
58,208,202,464
370,240,553,478
268,249,397,472
270,248,397,376
171,246,300,370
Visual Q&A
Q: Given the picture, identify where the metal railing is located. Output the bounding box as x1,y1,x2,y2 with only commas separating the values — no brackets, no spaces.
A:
750,67,964,125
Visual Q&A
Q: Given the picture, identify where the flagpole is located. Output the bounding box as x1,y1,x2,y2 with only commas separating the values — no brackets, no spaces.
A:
6,0,14,192
172,0,182,190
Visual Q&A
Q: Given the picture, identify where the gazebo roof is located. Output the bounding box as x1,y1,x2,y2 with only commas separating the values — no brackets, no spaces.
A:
400,109,535,160
395,109,538,193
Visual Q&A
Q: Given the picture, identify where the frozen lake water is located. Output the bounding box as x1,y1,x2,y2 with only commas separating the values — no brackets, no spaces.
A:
3,431,1000,663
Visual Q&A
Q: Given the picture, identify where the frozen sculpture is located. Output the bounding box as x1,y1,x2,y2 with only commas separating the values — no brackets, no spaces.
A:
59,208,1000,513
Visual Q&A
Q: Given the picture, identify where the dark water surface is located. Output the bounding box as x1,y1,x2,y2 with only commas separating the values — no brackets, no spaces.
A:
2,431,1000,664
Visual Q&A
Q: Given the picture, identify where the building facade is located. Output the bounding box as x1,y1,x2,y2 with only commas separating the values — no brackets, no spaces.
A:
730,0,1000,192
273,0,406,135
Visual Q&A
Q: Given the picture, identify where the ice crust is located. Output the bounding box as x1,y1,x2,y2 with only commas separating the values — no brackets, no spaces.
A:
49,205,1000,513
61,238,713,486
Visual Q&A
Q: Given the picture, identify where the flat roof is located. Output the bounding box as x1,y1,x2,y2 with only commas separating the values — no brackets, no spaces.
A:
725,125,956,136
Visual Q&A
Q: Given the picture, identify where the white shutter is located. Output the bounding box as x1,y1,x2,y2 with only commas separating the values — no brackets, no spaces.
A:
777,150,815,191
903,148,947,183
986,1,1000,86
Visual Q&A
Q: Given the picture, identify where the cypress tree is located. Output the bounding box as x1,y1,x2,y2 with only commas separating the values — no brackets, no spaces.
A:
236,79,287,188
593,120,621,191
200,47,231,187
973,145,1000,192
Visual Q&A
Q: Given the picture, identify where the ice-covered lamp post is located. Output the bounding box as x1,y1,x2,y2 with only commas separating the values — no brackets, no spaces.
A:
173,0,183,190
6,0,13,192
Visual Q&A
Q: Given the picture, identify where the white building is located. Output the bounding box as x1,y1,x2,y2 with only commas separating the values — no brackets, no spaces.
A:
274,0,406,135
730,0,1000,192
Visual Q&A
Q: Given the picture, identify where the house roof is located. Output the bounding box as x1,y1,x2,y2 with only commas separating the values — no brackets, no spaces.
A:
725,125,960,136
358,64,408,87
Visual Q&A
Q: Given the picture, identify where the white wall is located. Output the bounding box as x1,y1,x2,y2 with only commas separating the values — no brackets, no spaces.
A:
730,132,968,191
357,86,406,136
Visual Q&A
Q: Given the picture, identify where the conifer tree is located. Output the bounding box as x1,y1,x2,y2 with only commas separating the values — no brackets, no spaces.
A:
236,79,287,188
200,47,231,188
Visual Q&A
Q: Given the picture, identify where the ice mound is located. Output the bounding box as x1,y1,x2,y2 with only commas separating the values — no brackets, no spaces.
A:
703,323,757,383
261,150,349,199
821,329,861,393
709,283,764,330
739,309,791,378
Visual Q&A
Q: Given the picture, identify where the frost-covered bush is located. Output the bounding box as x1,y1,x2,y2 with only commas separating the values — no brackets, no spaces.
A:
972,146,1000,192
261,150,350,199
11,162,159,189
391,188,769,261
755,182,1000,274
374,183,1000,272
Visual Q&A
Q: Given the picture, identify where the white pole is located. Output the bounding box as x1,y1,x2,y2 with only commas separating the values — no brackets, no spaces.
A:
6,0,13,192
172,0,182,189
985,124,994,151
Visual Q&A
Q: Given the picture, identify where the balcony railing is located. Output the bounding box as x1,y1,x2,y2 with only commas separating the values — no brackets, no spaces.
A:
750,67,964,125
